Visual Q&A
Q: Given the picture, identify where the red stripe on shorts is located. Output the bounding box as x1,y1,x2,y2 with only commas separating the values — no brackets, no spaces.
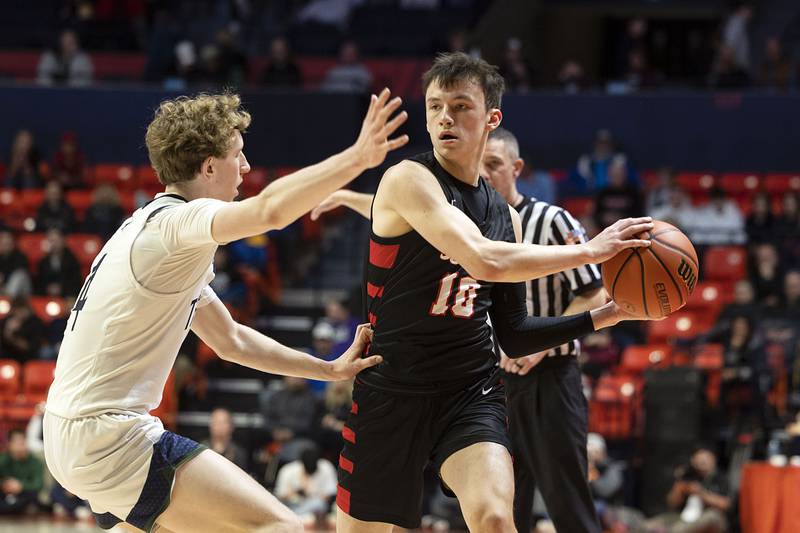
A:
350,402,358,414
368,312,377,325
342,426,356,443
339,454,354,474
337,485,351,514
366,282,384,298
369,240,399,269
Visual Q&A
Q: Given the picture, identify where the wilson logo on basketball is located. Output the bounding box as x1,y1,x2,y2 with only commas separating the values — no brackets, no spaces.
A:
654,282,672,316
677,259,697,292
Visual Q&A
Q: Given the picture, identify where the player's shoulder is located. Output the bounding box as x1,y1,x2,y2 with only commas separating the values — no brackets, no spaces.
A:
379,159,440,198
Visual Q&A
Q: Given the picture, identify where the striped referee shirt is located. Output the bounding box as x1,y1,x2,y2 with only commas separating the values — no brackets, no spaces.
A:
516,197,602,357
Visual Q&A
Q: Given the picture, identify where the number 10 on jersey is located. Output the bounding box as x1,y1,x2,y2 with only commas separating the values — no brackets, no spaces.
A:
429,273,480,318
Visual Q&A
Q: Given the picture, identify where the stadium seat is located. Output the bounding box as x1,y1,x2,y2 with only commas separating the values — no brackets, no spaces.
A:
588,374,641,439
703,246,747,281
22,360,56,403
135,164,159,190
240,166,270,198
561,197,594,219
620,344,673,374
0,297,10,319
648,311,713,344
676,172,716,194
16,232,49,272
94,163,137,190
66,233,103,274
28,296,68,324
0,360,21,401
764,173,800,195
684,281,730,319
20,188,44,215
694,343,724,406
65,190,94,219
719,173,761,195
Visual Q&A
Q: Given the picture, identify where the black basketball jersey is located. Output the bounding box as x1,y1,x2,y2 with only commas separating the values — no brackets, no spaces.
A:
358,151,516,394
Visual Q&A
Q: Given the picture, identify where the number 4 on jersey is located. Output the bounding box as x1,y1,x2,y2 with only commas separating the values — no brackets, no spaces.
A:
429,273,480,318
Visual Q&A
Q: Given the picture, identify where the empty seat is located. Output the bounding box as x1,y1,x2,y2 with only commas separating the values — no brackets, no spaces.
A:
620,345,673,374
764,173,800,195
28,296,68,324
65,190,94,219
684,281,730,319
0,360,21,401
588,374,641,439
720,173,761,195
23,360,56,402
94,163,137,190
65,234,103,274
561,197,594,219
676,172,716,194
703,246,747,281
16,232,49,271
648,311,713,344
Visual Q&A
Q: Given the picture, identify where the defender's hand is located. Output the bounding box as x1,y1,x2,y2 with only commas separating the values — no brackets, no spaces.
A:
329,324,383,380
351,88,409,170
311,190,348,221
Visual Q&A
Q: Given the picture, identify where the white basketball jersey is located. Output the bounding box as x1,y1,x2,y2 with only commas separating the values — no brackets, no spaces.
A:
47,194,227,419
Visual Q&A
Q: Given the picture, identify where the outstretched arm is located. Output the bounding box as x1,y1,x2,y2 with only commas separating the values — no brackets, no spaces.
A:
378,161,653,283
311,190,374,220
192,297,381,380
211,88,408,243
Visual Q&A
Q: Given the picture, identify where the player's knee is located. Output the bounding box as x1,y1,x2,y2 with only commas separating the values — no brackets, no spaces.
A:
471,503,514,533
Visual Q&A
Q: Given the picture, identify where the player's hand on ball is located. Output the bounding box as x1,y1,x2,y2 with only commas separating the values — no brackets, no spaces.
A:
585,217,653,263
311,191,346,221
608,300,665,322
330,323,383,380
352,88,409,170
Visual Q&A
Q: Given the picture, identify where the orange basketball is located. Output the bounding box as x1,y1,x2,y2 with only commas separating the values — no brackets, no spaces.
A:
601,220,700,318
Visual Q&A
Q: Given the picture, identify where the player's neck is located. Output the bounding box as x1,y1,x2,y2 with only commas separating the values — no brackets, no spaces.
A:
164,181,204,202
433,149,481,186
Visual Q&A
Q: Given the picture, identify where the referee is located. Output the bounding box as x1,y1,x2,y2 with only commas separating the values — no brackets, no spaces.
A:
483,127,606,533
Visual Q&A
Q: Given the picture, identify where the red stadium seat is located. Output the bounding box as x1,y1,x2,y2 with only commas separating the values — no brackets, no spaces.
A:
20,189,45,216
120,191,137,214
28,297,68,325
684,281,730,319
65,234,103,274
65,190,94,219
620,345,673,374
676,172,716,194
0,189,27,229
648,311,713,344
16,233,49,272
22,360,56,402
703,246,747,281
0,360,21,401
561,197,594,219
720,173,761,195
94,163,137,190
694,343,724,406
764,173,800,195
240,166,270,198
135,165,159,190
588,374,641,439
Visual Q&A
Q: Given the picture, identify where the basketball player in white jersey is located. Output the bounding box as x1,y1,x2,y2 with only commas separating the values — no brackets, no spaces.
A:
43,90,408,533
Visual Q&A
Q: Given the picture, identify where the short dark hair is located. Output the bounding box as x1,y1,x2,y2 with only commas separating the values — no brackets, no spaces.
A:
422,52,505,110
488,127,520,159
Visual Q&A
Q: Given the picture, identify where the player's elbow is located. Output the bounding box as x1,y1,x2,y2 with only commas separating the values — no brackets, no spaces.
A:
259,197,290,231
215,326,247,362
468,245,506,281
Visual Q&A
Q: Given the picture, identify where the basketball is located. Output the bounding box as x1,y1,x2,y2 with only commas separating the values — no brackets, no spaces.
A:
602,220,699,318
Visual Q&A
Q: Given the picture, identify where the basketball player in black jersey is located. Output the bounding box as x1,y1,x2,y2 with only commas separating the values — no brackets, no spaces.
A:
325,53,655,533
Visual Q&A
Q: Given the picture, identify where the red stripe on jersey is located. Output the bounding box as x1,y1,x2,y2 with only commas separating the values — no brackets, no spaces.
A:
351,402,358,414
369,240,399,269
366,282,384,298
342,426,356,443
337,485,351,513
339,454,354,474
368,313,377,325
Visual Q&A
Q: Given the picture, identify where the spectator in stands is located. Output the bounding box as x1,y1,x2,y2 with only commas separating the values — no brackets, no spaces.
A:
564,129,638,196
649,185,696,232
6,129,43,190
50,131,86,190
499,37,534,92
321,40,372,93
771,269,800,320
557,60,586,94
586,433,644,531
614,17,648,78
208,247,245,307
262,36,302,88
645,167,678,213
722,2,753,72
623,48,661,91
35,181,76,234
307,321,338,394
709,45,751,89
0,429,43,515
0,227,32,298
0,296,45,362
758,37,792,92
36,29,94,87
593,159,644,229
579,330,620,381
274,444,337,526
316,379,352,456
41,295,75,360
775,192,799,260
206,28,248,88
83,182,125,241
296,0,359,30
202,408,248,471
260,376,321,453
323,298,357,355
35,229,82,298
649,446,730,533
688,187,746,246
749,242,784,307
746,191,776,244
718,279,759,323
164,40,200,90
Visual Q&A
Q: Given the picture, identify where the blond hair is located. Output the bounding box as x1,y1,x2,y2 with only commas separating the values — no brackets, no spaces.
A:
145,93,251,185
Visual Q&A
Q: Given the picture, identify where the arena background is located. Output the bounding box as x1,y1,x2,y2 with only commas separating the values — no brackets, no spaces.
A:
0,0,798,531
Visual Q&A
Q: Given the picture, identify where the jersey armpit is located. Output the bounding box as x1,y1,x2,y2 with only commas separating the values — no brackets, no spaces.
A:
156,198,228,250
